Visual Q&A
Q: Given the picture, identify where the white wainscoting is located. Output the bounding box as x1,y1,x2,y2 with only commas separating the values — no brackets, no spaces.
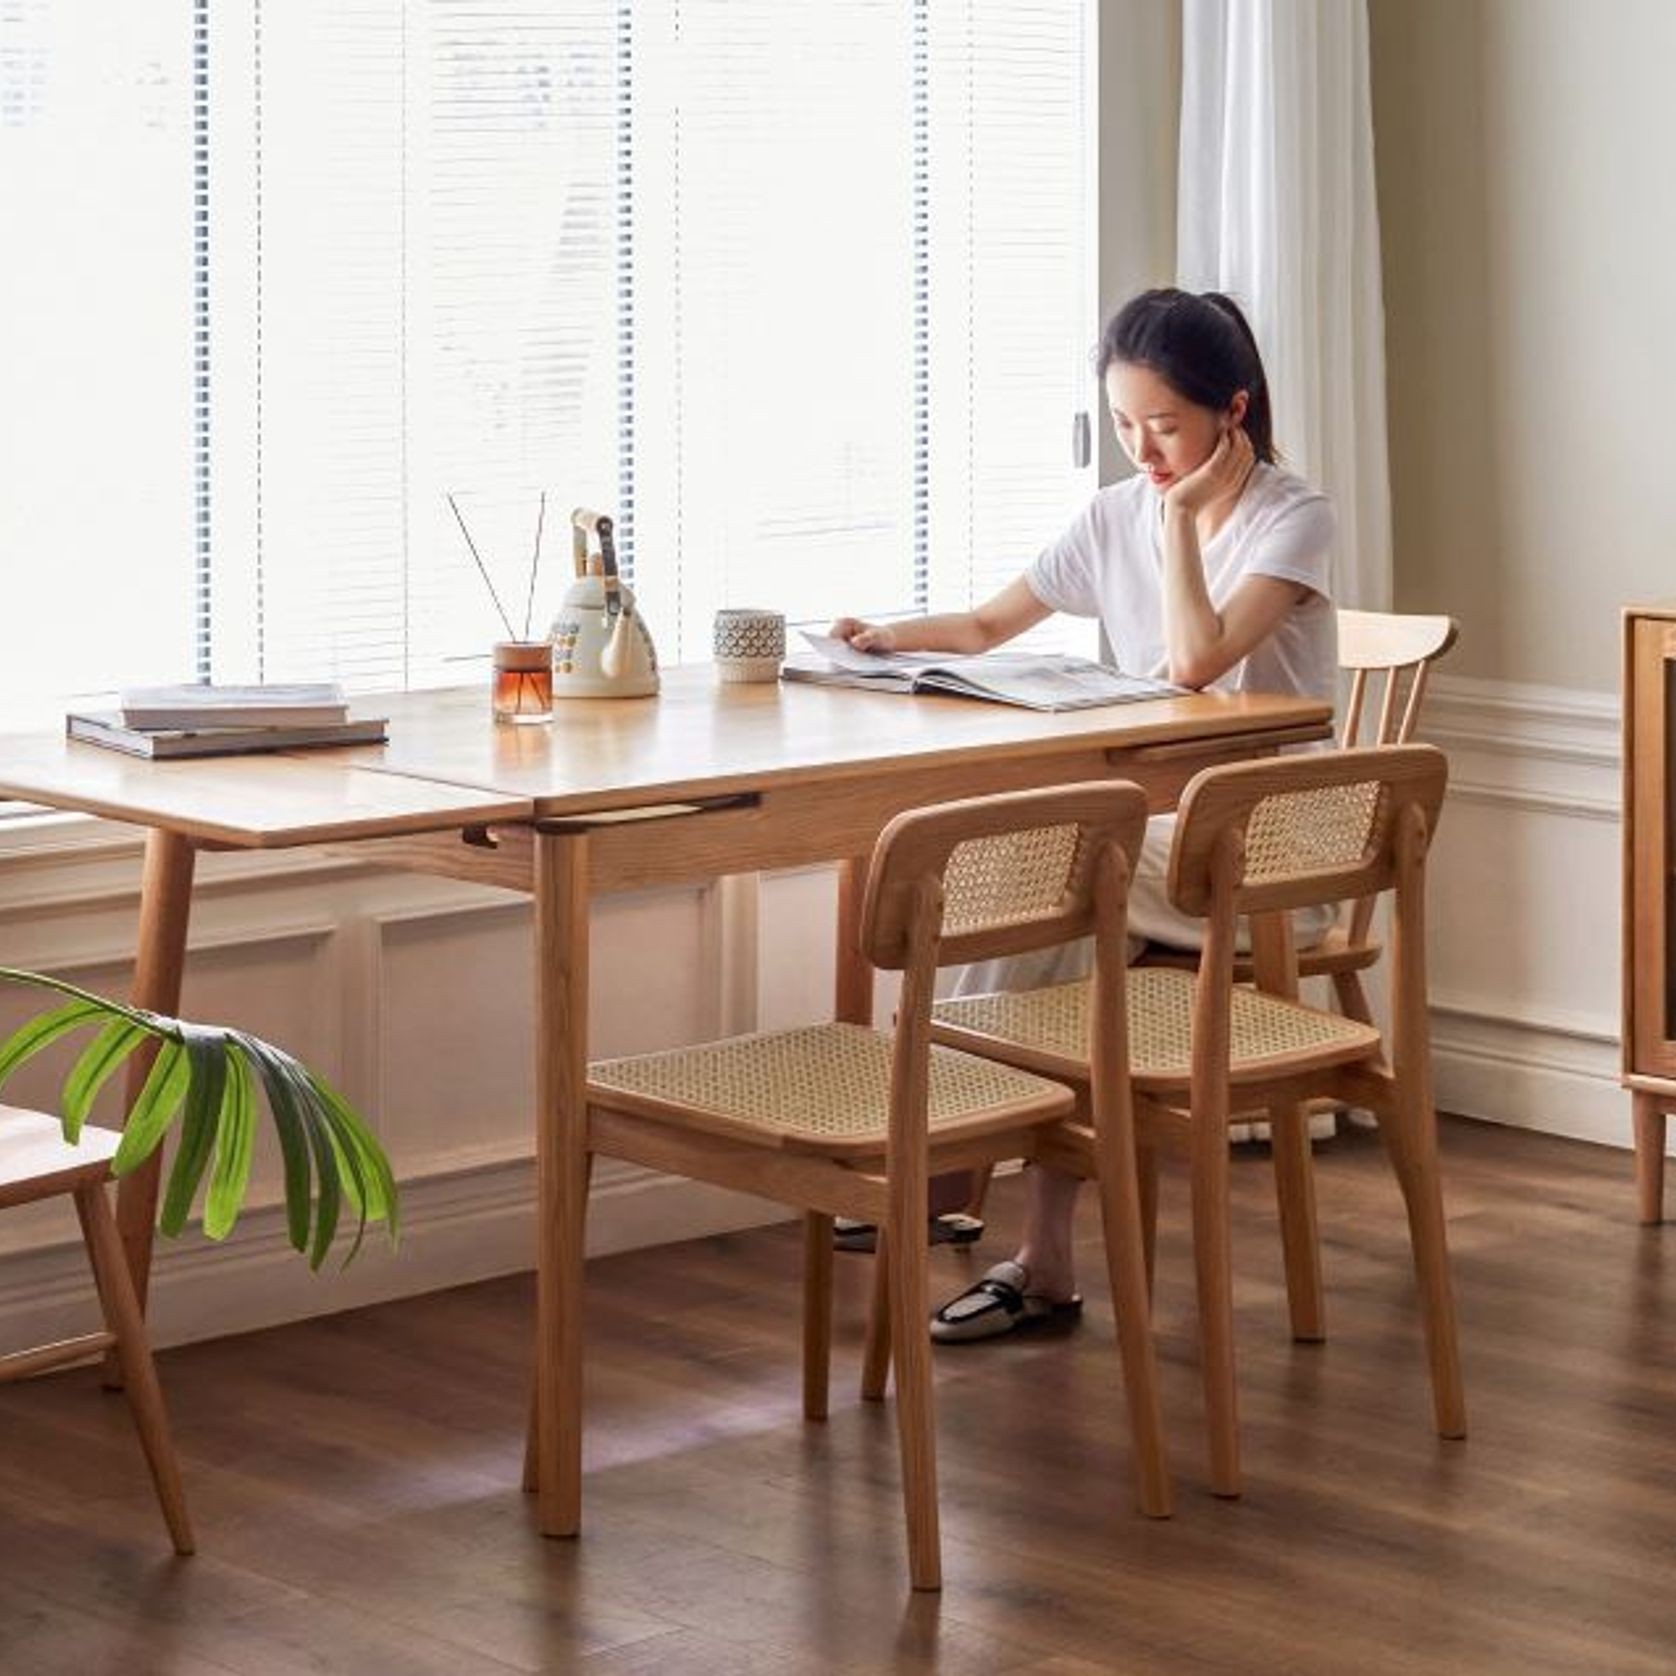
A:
1419,673,1632,1153
0,826,805,1353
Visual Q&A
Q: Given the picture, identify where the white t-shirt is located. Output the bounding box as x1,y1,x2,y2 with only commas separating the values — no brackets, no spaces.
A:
1026,463,1337,700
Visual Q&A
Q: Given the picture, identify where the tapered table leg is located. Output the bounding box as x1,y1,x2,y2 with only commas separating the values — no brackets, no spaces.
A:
104,829,196,1386
533,828,591,1537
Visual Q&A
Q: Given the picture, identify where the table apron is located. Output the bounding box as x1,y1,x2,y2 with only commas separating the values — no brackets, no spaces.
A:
326,725,1320,896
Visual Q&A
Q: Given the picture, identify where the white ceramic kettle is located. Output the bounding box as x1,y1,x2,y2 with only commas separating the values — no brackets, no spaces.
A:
550,508,660,699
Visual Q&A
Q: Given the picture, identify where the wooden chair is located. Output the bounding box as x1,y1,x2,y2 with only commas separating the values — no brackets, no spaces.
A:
0,1105,193,1553
545,781,1170,1591
1143,608,1459,1014
931,745,1465,1497
953,609,1460,1228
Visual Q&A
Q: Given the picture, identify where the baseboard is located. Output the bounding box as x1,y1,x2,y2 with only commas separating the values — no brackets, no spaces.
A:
0,1157,788,1355
1429,991,1637,1153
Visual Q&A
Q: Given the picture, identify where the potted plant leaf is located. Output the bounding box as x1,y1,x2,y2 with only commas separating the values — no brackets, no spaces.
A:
0,967,396,1266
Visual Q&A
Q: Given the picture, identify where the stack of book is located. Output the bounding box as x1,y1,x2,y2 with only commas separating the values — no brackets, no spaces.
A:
67,684,388,759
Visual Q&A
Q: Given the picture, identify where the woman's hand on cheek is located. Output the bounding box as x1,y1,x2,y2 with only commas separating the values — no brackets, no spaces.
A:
830,616,896,654
1163,425,1255,518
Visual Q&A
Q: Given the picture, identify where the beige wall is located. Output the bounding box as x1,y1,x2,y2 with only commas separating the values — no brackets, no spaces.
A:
1371,0,1676,690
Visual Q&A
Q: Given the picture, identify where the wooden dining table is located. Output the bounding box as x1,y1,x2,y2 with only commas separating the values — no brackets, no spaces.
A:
0,668,1331,1536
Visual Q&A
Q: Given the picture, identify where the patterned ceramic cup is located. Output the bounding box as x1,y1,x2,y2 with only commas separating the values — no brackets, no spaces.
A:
713,608,786,683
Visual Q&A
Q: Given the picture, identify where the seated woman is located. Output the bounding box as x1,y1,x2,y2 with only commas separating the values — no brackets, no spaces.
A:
831,286,1337,1341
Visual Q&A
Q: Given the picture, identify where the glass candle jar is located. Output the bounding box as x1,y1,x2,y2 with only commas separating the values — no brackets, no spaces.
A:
492,640,555,724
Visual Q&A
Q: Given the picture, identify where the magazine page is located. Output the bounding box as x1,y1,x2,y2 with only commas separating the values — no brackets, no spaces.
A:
789,632,1181,712
794,633,954,677
919,654,1182,711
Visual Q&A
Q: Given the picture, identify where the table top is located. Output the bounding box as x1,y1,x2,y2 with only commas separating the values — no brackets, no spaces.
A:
357,668,1333,818
0,730,532,849
0,668,1332,848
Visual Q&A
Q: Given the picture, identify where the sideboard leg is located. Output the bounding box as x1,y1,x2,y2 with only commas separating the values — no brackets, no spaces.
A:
1633,1092,1667,1225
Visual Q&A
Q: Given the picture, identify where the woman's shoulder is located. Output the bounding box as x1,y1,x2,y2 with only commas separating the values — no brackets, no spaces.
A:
1239,462,1336,542
1246,461,1331,514
1081,472,1154,536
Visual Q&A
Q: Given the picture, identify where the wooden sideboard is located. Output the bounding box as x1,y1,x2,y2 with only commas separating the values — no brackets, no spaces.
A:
1624,606,1676,1222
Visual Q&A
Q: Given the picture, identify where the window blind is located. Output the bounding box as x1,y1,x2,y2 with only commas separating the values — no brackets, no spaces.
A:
620,1,918,663
2,1,1096,719
922,0,1098,656
206,0,620,690
0,6,195,728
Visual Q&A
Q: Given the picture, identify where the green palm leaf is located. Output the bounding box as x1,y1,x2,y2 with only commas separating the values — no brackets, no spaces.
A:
112,1040,192,1174
61,1017,150,1141
0,965,396,1268
236,1033,315,1257
203,1045,255,1240
0,998,108,1097
160,1025,228,1238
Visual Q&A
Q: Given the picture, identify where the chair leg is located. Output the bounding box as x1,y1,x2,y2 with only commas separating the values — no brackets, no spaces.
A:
1137,1140,1160,1303
1090,1124,1172,1518
1332,969,1375,1027
803,1212,833,1421
1634,1092,1667,1226
1270,1106,1326,1342
962,1163,996,1219
1189,1125,1241,1498
74,1182,194,1556
860,1231,892,1402
1378,1103,1467,1440
885,1203,940,1590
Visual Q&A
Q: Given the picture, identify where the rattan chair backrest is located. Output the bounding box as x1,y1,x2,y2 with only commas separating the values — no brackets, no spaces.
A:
1166,745,1448,920
861,781,1150,971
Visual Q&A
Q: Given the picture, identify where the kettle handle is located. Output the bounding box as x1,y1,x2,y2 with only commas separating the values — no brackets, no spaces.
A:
570,508,623,617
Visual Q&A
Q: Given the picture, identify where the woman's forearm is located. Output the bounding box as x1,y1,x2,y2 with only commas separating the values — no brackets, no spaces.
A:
1159,506,1227,686
878,612,998,655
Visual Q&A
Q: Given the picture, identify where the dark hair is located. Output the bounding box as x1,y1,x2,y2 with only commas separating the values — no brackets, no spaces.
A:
1095,288,1277,465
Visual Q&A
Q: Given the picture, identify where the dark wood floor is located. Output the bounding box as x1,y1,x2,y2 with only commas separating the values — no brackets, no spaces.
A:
3,1117,1675,1674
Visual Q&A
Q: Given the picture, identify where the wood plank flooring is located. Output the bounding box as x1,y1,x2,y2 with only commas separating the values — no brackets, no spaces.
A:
3,1116,1675,1673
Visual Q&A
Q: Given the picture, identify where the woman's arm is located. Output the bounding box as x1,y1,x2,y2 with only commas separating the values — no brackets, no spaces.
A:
1159,428,1308,688
1159,562,1310,689
831,575,1052,655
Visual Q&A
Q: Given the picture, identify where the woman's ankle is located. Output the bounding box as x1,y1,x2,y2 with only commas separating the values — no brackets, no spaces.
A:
1011,1246,1077,1303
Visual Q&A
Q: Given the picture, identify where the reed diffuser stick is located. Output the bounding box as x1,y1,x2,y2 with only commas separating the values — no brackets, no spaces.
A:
522,490,547,641
446,492,516,640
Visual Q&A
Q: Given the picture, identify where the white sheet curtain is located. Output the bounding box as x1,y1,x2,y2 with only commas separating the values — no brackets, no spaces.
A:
1176,0,1392,610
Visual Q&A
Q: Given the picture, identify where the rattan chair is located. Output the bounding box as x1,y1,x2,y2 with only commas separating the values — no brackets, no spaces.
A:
931,746,1465,1498
537,781,1170,1591
1142,609,1459,1012
0,1105,193,1553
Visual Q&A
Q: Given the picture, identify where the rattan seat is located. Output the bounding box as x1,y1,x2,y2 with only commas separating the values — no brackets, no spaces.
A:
590,1022,1074,1155
933,969,1382,1093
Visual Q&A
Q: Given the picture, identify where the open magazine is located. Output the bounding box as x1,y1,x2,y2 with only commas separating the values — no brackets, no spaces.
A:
783,632,1185,713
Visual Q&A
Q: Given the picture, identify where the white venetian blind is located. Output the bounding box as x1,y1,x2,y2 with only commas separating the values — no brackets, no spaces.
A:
1,1,1097,722
922,0,1098,655
621,1,918,662
622,0,1097,662
0,5,195,729
206,0,620,689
